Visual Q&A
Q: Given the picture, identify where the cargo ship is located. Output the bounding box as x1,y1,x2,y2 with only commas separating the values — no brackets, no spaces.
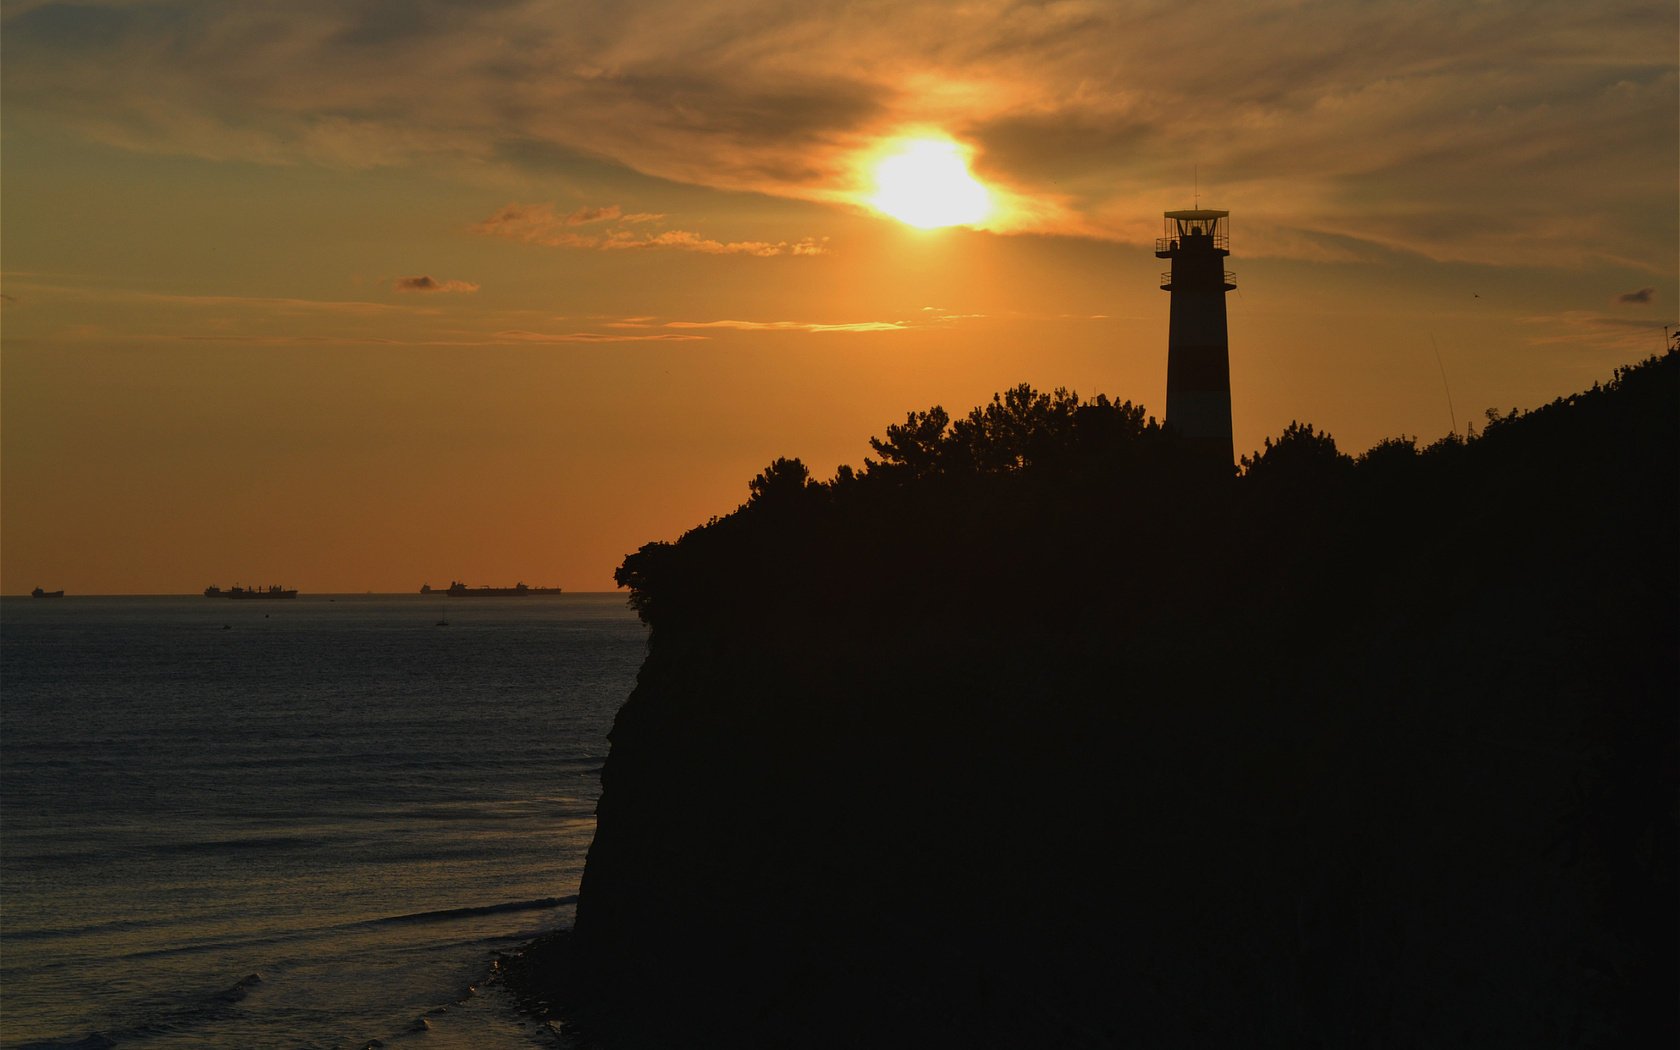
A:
31,587,64,598
204,585,299,599
421,581,563,597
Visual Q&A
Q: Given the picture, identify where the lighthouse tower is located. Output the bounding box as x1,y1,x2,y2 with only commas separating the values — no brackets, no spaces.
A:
1156,209,1235,469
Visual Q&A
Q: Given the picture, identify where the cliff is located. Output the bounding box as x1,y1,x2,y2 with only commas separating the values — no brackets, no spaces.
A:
555,355,1676,1047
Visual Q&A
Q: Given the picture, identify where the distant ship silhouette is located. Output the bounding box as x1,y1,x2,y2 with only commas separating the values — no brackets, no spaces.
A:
422,581,562,597
204,585,298,599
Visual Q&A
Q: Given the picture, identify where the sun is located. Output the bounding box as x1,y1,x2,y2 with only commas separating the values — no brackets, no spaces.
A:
868,138,993,229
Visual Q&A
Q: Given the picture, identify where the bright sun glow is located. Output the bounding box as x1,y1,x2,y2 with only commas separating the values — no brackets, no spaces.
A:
868,138,992,229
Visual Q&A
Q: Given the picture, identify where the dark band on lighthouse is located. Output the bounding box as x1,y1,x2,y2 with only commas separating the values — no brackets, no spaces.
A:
1157,209,1236,469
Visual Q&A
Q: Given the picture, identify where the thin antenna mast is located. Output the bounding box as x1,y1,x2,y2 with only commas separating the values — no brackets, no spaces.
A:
1193,165,1199,209
1429,333,1458,438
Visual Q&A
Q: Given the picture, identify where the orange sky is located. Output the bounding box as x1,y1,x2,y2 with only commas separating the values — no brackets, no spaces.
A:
3,0,1676,594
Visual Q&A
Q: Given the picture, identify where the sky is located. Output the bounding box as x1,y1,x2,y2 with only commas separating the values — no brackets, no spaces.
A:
3,0,1675,595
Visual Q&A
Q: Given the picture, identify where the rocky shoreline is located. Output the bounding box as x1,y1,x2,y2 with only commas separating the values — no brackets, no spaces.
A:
493,930,586,1044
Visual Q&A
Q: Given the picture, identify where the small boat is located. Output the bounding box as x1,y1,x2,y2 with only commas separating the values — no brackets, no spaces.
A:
31,587,65,598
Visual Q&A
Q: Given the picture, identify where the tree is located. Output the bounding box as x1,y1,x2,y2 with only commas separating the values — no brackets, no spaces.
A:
1356,435,1420,472
1241,421,1352,487
948,384,1065,473
614,541,676,620
865,407,950,478
747,457,814,507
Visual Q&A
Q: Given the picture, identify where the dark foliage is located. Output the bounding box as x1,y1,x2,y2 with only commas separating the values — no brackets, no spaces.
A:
1239,419,1353,487
576,352,1678,1047
746,456,815,507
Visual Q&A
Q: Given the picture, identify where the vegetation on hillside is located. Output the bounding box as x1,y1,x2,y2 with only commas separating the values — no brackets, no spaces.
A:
568,351,1677,1048
618,353,1674,640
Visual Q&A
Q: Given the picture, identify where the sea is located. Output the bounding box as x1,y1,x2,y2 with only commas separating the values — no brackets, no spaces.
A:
1,593,647,1049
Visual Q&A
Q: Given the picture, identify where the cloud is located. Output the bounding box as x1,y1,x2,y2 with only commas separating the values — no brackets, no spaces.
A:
143,292,421,315
606,310,1007,333
613,230,825,256
473,202,825,255
569,204,619,225
4,0,1674,265
663,319,905,333
167,330,707,346
471,203,579,244
1,274,772,346
394,275,480,293
491,329,706,343
1615,286,1656,304
0,282,447,317
1519,311,1674,354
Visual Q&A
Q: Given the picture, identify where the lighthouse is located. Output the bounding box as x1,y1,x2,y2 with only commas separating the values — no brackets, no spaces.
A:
1156,209,1235,470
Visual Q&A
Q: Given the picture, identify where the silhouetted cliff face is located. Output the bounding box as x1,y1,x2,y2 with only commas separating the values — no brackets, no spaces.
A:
567,357,1676,1047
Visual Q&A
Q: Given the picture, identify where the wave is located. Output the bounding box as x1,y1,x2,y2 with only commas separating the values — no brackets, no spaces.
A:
14,900,578,1043
96,896,581,962
5,913,180,943
13,973,262,1050
114,898,583,955
152,833,335,855
354,896,577,928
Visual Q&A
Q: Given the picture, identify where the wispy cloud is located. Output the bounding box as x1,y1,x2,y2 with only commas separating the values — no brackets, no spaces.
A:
565,204,624,226
4,0,1673,265
1615,286,1656,305
28,326,712,348
607,311,1002,333
165,331,705,346
138,290,425,315
0,279,449,316
472,202,663,238
1520,311,1675,354
473,202,825,256
394,275,480,293
471,203,589,245
615,230,826,257
2,278,703,347
491,329,706,344
664,319,905,333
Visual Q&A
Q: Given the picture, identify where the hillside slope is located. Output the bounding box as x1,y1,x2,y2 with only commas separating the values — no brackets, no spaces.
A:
557,353,1677,1047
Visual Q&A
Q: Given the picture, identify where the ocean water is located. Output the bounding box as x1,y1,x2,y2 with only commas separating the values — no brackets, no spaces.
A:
1,593,646,1049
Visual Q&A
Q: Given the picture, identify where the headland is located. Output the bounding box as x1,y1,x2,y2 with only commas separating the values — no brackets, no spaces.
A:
519,353,1677,1047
